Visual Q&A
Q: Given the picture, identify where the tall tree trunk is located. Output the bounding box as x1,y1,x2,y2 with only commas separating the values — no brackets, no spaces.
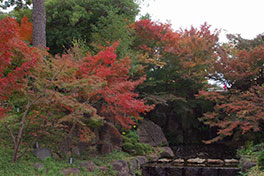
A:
32,0,46,48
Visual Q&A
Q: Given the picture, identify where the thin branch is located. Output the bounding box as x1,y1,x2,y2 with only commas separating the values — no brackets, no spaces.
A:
3,121,16,146
15,100,32,150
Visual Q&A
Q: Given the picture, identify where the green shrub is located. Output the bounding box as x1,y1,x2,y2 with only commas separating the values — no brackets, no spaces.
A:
122,143,135,154
122,131,152,156
237,141,255,156
257,151,264,171
252,143,264,153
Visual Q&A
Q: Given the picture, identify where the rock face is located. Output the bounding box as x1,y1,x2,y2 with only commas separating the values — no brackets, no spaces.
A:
111,157,149,176
79,161,97,172
159,147,175,158
111,160,129,176
59,137,72,156
100,122,123,147
240,156,257,172
137,120,168,147
136,156,148,165
32,148,51,160
128,159,139,176
98,122,123,154
98,143,114,155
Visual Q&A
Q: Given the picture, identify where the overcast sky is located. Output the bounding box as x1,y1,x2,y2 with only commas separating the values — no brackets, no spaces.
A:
139,0,264,42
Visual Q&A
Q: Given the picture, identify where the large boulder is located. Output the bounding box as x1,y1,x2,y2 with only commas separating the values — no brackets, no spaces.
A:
99,122,123,152
240,155,257,172
128,158,139,176
98,143,114,155
137,120,168,147
32,148,52,160
159,146,175,158
135,156,149,165
111,160,129,176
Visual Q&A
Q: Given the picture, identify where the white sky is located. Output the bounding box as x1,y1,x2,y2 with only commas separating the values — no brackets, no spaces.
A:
139,0,264,42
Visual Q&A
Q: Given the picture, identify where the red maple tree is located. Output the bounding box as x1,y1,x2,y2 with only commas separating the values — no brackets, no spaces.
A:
0,17,154,161
198,45,264,143
0,17,40,162
133,19,219,81
79,43,154,128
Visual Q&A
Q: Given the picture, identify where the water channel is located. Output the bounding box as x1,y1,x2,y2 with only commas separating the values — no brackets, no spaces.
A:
142,144,240,176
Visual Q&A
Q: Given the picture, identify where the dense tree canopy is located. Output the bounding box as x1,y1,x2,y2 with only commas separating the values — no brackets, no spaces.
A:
45,0,139,54
1,0,264,159
0,17,153,161
130,19,220,143
2,0,139,55
198,35,264,143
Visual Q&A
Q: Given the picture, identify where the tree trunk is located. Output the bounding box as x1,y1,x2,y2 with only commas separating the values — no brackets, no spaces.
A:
32,0,46,48
12,101,32,162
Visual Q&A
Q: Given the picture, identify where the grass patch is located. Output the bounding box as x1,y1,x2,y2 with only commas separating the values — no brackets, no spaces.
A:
0,142,133,176
0,117,138,176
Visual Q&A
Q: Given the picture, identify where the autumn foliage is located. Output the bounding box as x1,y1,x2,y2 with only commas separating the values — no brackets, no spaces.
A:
198,43,264,143
1,13,263,162
0,17,37,119
198,86,264,143
1,17,154,126
133,19,264,144
133,19,219,80
0,17,153,161
18,15,33,43
79,43,154,127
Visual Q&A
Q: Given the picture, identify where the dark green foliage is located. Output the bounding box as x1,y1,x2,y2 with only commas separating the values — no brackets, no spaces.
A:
258,151,264,171
91,10,134,58
252,143,264,153
6,0,139,55
45,0,139,54
237,142,264,161
122,131,152,155
122,143,134,152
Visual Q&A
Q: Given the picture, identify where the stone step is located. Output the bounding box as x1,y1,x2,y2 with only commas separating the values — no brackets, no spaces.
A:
156,158,239,167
